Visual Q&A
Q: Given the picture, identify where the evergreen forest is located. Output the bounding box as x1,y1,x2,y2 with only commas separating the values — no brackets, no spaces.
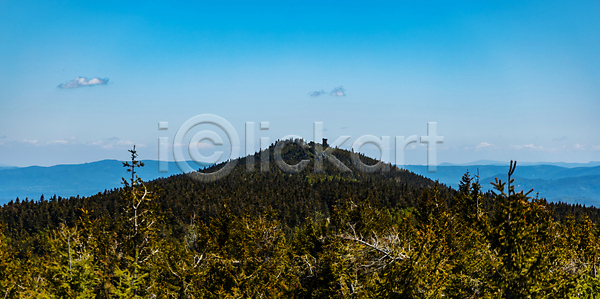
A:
1,141,600,298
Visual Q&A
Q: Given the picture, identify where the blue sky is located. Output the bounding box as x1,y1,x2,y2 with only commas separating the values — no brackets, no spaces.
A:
1,1,599,167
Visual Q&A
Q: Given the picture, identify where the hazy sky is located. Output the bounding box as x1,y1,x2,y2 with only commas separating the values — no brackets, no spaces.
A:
1,1,599,167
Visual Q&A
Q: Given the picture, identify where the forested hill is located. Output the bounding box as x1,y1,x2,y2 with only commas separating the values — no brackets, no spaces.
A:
1,141,599,241
0,141,450,242
2,142,600,297
0,141,596,237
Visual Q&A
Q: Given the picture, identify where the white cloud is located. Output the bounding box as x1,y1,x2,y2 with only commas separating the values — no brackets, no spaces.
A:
330,86,346,96
91,137,141,150
309,90,325,97
195,142,216,150
176,141,217,150
58,77,108,89
511,144,544,151
523,144,543,150
475,142,494,150
508,144,572,153
309,86,346,97
572,143,585,150
593,145,600,151
118,140,134,146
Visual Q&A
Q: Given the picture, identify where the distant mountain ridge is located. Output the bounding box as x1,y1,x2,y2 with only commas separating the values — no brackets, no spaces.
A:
439,160,600,168
0,160,209,204
404,164,600,206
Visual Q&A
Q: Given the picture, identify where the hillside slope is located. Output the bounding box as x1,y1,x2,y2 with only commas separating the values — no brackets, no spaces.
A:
0,142,452,240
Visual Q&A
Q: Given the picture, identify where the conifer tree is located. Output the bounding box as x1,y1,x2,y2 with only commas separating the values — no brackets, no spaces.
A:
116,146,162,297
487,161,573,297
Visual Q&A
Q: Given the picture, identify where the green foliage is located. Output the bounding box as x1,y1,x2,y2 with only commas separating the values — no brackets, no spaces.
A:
0,224,18,298
44,223,99,298
1,146,600,298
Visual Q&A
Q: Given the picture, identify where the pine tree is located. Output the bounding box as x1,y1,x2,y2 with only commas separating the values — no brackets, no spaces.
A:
487,161,573,297
115,146,162,297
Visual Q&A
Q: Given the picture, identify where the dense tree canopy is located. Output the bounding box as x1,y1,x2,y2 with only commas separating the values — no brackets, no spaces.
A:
1,142,599,297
